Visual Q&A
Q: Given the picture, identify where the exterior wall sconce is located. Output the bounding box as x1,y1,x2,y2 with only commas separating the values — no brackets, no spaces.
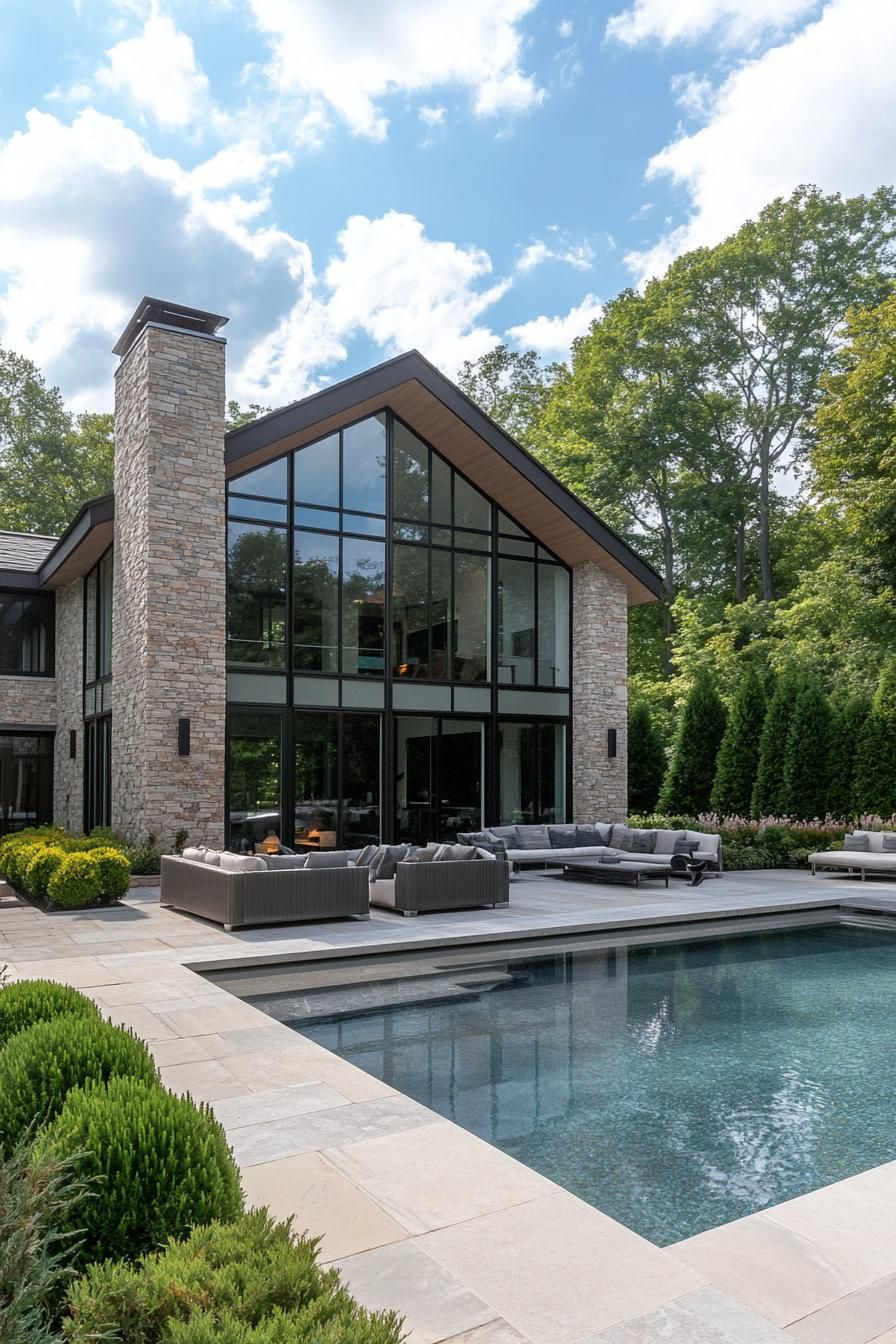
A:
69,730,77,760
607,727,617,759
177,718,191,756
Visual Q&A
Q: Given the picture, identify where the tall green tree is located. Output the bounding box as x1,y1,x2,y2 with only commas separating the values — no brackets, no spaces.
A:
457,346,559,448
0,349,113,536
658,671,726,815
710,665,766,817
812,290,896,585
628,700,667,813
671,185,896,601
827,693,870,818
751,673,801,817
780,679,831,819
225,401,273,431
853,660,896,817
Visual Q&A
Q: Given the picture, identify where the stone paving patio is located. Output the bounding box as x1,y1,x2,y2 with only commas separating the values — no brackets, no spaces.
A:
3,866,896,1343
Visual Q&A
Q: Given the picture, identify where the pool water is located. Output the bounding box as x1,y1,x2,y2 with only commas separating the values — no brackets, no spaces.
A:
295,924,896,1245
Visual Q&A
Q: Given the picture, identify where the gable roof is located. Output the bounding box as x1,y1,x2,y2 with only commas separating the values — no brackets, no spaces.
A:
0,530,58,572
225,350,662,604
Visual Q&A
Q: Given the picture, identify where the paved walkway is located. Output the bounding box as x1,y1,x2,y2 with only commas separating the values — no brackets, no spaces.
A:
2,867,895,1344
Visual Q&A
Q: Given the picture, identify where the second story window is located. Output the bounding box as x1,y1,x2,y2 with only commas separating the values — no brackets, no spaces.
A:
0,592,55,675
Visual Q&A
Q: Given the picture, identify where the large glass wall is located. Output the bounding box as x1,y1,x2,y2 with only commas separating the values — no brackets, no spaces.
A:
226,410,572,846
0,733,53,835
83,549,113,830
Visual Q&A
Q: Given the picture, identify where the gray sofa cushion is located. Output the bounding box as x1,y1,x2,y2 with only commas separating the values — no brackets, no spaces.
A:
630,829,657,854
610,825,635,850
575,827,598,847
548,826,577,849
220,853,267,873
489,826,520,845
203,850,222,866
436,843,477,862
883,834,896,852
354,843,381,867
844,832,871,851
369,844,412,879
516,825,551,850
654,829,686,854
404,843,442,863
263,854,308,870
305,849,352,868
182,846,206,862
673,837,698,856
457,830,507,856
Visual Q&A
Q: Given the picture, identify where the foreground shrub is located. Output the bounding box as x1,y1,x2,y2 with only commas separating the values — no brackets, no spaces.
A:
84,848,131,900
47,854,103,910
1,1142,87,1341
23,846,68,901
0,980,100,1051
0,1016,156,1155
34,1077,243,1267
64,1210,403,1344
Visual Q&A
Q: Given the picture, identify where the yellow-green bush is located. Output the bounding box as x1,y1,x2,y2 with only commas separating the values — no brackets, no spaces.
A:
23,846,68,901
84,848,131,901
47,855,103,910
0,980,100,1050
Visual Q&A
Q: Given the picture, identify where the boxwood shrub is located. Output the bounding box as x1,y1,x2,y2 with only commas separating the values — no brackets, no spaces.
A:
0,1016,157,1154
23,846,68,900
33,1077,243,1267
85,847,131,901
0,980,100,1050
47,854,103,910
64,1210,404,1344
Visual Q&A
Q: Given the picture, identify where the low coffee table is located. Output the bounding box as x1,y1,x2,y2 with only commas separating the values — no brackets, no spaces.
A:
560,859,672,888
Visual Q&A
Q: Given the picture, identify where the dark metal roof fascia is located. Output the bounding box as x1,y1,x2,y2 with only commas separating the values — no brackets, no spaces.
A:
0,570,46,592
225,350,663,597
38,495,115,584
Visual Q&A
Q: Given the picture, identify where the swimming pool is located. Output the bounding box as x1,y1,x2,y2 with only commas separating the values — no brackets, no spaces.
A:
267,922,896,1245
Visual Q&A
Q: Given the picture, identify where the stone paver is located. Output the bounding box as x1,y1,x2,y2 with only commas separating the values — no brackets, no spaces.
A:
3,869,896,1343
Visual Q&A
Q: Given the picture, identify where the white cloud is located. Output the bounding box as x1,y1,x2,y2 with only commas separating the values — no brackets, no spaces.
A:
606,0,819,49
97,10,213,130
558,19,574,38
628,0,896,282
516,236,594,273
507,294,602,357
246,0,544,140
324,212,509,371
419,105,446,126
0,110,517,406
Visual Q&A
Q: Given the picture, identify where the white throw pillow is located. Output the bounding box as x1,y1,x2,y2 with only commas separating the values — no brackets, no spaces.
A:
182,847,206,862
203,850,222,866
219,852,267,873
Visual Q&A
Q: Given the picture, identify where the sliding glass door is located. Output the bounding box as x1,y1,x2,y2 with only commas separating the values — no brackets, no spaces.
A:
394,717,485,846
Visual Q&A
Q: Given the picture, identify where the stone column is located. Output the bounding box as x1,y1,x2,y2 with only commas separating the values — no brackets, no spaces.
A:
53,579,84,831
571,561,628,822
111,322,227,849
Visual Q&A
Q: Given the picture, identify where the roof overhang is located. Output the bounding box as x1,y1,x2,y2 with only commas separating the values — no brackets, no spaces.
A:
39,496,114,588
225,351,662,604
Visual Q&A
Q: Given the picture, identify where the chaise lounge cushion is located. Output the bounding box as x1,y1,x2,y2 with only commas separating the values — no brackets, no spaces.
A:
263,854,308,870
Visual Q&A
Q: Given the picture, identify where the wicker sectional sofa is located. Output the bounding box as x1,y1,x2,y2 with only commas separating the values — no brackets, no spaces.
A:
160,853,370,930
459,823,723,873
369,849,510,916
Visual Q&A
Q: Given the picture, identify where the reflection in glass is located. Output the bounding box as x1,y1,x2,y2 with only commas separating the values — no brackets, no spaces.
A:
342,538,385,675
430,550,451,680
0,733,53,835
392,544,430,678
393,421,429,520
0,594,54,676
431,453,452,524
341,714,381,847
228,496,288,524
226,523,287,667
498,720,565,824
453,552,489,682
343,415,386,514
84,716,112,831
454,475,491,531
394,716,484,845
537,565,570,687
228,711,282,848
294,713,338,841
498,559,535,684
293,530,339,672
98,550,113,680
231,456,288,500
294,434,339,506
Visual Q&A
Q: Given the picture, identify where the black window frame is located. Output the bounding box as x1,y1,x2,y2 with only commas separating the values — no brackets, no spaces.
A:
0,588,55,678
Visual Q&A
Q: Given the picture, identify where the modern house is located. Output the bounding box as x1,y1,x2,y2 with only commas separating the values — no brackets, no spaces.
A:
0,297,660,851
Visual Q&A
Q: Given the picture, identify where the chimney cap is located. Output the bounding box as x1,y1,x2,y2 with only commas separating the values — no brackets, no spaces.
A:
113,296,229,357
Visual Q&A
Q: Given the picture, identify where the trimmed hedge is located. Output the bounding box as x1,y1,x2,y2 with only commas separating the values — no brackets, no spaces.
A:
64,1210,404,1344
0,1015,157,1154
33,1077,243,1268
85,848,131,901
0,828,135,907
47,854,103,910
23,845,68,900
0,980,100,1050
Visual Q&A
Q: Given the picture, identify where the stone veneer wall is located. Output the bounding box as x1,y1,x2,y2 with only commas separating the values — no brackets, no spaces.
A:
52,579,84,832
111,325,227,849
571,561,628,822
0,675,57,729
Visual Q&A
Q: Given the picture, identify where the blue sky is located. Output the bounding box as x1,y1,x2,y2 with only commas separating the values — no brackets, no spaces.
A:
0,0,892,410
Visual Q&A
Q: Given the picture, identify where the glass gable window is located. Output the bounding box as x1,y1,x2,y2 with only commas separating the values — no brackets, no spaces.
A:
226,410,572,843
0,593,54,675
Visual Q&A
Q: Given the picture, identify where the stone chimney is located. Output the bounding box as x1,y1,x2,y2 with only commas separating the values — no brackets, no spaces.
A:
111,298,229,849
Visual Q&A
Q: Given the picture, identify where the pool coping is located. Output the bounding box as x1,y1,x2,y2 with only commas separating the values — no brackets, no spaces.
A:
4,869,896,1342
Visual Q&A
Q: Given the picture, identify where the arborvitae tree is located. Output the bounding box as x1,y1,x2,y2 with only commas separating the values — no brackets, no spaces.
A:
658,671,727,815
780,680,831,819
710,665,766,817
628,700,667,813
826,693,870,818
852,660,896,817
751,673,800,817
